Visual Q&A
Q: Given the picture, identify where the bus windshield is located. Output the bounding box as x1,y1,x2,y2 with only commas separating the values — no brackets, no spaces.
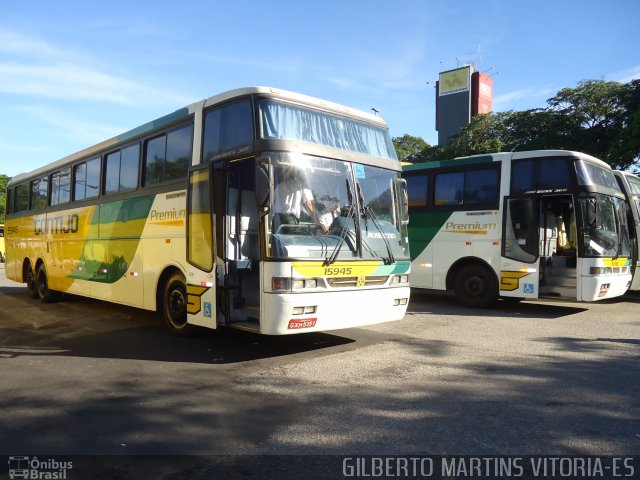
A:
576,160,620,191
267,153,409,261
580,193,631,258
259,99,397,160
626,174,640,195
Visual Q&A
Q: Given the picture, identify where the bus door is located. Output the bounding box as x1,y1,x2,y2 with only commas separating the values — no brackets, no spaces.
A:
185,164,217,329
500,197,541,299
223,158,261,329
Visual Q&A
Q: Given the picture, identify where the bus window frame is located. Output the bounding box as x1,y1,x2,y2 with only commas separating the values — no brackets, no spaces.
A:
143,121,194,188
404,173,430,211
103,142,142,196
13,183,30,214
7,187,13,214
429,164,501,212
510,156,576,196
72,155,102,203
50,167,72,207
30,175,50,212
201,97,255,163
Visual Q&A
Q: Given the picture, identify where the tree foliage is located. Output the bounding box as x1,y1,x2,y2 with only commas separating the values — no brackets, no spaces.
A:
392,134,430,162
0,173,9,223
408,78,640,171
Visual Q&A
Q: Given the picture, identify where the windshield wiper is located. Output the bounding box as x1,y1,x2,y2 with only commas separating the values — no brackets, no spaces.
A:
323,180,357,266
356,182,395,265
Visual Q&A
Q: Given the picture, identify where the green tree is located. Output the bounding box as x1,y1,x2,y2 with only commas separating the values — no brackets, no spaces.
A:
0,174,10,223
545,79,640,169
444,113,507,158
608,79,640,171
499,109,577,152
392,134,430,162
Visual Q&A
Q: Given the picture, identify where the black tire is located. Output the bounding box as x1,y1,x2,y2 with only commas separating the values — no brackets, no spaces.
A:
36,263,60,303
161,271,194,336
454,263,498,308
25,263,39,299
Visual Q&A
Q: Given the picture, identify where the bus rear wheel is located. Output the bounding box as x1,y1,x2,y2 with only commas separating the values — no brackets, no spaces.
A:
454,263,498,308
36,263,60,303
25,263,39,299
161,272,194,336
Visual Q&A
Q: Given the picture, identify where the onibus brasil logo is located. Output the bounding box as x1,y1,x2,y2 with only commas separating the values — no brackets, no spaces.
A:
8,456,73,479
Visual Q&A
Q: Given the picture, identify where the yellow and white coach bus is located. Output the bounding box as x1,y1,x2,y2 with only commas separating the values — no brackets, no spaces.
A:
403,150,632,307
5,87,410,335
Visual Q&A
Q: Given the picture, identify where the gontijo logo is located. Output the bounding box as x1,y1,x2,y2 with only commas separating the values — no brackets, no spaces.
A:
34,214,79,235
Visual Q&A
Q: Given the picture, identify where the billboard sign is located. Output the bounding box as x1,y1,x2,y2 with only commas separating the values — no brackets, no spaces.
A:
472,72,493,115
439,66,471,96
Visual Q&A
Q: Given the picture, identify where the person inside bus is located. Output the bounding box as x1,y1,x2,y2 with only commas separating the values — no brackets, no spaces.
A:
317,194,341,233
272,167,324,233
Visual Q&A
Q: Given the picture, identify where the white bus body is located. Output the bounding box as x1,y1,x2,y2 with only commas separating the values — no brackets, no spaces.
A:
403,150,632,307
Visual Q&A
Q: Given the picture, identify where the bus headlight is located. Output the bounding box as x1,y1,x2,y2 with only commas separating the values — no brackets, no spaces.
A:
589,267,612,275
391,274,409,284
273,277,319,291
293,278,318,289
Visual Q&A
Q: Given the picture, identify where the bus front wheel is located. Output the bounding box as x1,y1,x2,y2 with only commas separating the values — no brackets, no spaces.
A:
161,272,195,336
36,263,60,303
454,263,498,309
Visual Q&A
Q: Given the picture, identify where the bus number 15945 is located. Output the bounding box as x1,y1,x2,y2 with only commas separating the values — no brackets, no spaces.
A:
324,267,353,276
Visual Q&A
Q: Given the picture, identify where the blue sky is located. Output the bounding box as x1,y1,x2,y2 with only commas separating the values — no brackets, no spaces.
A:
1,0,639,177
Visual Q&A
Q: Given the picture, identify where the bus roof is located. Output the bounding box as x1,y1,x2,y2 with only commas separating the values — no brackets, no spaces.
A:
402,150,610,173
9,87,388,187
614,169,640,180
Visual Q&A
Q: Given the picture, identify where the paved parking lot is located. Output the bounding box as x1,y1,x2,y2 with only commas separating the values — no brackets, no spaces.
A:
1,263,639,476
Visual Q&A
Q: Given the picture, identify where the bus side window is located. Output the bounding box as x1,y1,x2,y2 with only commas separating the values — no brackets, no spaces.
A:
105,144,139,194
144,123,192,186
14,184,29,212
434,172,463,206
202,100,253,162
406,175,428,208
74,157,101,201
7,187,13,214
50,168,71,206
30,176,48,210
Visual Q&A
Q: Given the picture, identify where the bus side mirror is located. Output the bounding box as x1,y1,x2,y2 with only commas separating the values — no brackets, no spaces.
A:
398,178,409,225
255,159,273,209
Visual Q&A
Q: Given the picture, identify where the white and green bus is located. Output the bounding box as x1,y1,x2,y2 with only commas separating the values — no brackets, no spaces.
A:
403,150,632,307
614,169,640,291
4,87,410,335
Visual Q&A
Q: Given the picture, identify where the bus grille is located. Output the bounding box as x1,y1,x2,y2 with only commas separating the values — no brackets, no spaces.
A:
327,275,389,288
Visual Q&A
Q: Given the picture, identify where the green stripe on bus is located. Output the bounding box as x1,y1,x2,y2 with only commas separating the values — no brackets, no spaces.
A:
116,108,191,145
93,196,155,224
403,155,494,172
70,196,155,283
407,211,452,259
